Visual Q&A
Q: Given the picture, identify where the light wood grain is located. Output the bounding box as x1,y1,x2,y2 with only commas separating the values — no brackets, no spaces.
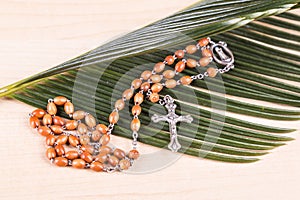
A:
0,1,300,200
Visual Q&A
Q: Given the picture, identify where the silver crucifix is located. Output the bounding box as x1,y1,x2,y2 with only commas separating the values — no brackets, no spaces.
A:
151,95,193,152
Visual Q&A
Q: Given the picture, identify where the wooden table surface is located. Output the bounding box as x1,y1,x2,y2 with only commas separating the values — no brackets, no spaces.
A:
1,1,300,199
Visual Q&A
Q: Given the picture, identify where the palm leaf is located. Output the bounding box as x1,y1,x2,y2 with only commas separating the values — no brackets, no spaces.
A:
1,0,300,163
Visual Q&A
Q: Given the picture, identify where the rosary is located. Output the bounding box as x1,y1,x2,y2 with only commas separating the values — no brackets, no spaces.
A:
29,37,234,172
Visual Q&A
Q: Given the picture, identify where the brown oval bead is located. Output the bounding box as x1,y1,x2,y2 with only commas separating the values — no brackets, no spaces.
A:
65,120,78,130
149,93,160,103
80,152,93,163
90,161,104,172
180,76,192,85
131,118,141,132
54,96,67,106
108,155,119,167
150,74,162,83
72,110,86,120
94,153,108,163
99,145,112,154
47,102,57,115
69,135,79,147
119,159,131,170
81,145,94,154
56,135,68,145
100,134,110,146
32,109,46,118
64,101,74,115
185,45,197,54
46,148,56,160
134,93,144,105
109,111,119,124
50,125,64,135
29,116,40,128
132,105,142,116
141,70,152,80
140,82,150,91
123,88,134,100
77,123,88,134
54,157,68,167
65,150,79,160
202,48,213,57
163,70,175,79
186,58,197,68
175,61,186,72
72,159,86,169
165,79,177,89
114,148,126,159
153,62,165,73
96,124,107,134
131,79,142,89
42,114,52,126
55,144,65,156
198,38,209,47
79,135,90,146
175,50,185,59
85,114,96,128
207,67,218,78
128,149,140,159
38,126,51,136
165,55,175,65
53,116,65,126
91,130,101,141
115,99,125,111
199,57,211,67
45,134,56,146
151,83,163,93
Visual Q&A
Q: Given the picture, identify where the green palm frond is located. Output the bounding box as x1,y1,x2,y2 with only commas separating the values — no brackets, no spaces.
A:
1,0,300,163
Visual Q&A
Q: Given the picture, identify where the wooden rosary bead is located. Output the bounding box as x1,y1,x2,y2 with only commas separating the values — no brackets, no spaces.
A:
185,45,197,54
109,111,119,124
72,159,86,169
113,148,126,159
81,145,94,154
85,114,96,128
119,159,130,170
131,118,141,132
174,50,185,59
186,58,197,68
132,105,141,116
150,74,162,83
165,79,177,89
65,120,78,130
91,130,101,141
47,102,57,115
149,93,160,103
100,134,110,146
198,38,209,47
72,110,86,120
55,144,65,156
207,67,218,78
165,55,175,65
180,76,193,85
38,126,51,136
77,123,88,134
29,116,40,128
199,57,211,67
46,135,56,146
151,83,163,93
79,135,90,146
202,48,213,57
65,150,79,160
53,116,65,126
153,62,165,73
53,96,67,106
115,99,125,111
134,93,144,105
90,161,104,172
175,61,186,72
46,148,56,160
94,153,108,163
131,79,142,89
108,155,119,167
54,157,68,167
68,135,79,147
80,152,93,163
141,70,152,80
140,82,150,91
128,149,140,159
163,70,175,79
96,124,108,134
99,145,112,154
42,114,52,126
50,125,64,135
32,109,46,118
64,101,74,115
123,88,134,100
56,135,68,145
